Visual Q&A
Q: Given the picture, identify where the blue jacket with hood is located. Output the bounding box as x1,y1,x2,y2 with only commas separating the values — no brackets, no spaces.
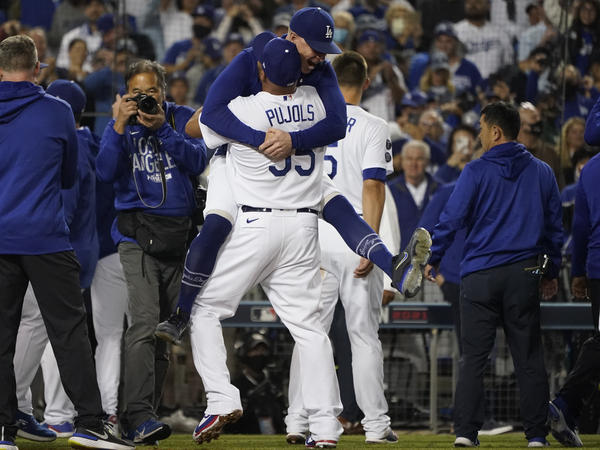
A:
0,81,78,255
96,102,206,244
429,142,563,278
571,153,600,279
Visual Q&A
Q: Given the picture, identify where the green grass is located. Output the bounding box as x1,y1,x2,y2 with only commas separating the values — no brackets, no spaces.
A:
12,432,600,449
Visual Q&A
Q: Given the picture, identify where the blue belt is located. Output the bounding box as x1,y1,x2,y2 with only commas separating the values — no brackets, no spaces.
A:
241,205,318,215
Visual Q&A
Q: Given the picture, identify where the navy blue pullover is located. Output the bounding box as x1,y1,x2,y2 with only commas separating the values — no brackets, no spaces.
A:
0,81,78,255
96,102,206,216
585,94,600,145
571,153,600,279
200,33,347,150
430,142,563,278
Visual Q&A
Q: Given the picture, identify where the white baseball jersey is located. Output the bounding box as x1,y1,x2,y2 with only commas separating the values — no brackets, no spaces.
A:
454,20,514,79
200,86,326,210
323,104,393,213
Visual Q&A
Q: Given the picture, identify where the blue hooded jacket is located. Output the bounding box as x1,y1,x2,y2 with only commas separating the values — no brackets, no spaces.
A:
96,102,206,244
430,142,563,278
0,81,78,255
571,153,600,279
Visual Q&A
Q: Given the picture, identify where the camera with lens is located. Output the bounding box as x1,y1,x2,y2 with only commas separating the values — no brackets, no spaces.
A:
456,90,477,113
126,93,160,125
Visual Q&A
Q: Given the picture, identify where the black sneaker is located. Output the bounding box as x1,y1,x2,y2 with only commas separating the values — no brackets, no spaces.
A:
0,425,17,450
68,422,134,449
392,227,432,297
155,308,190,345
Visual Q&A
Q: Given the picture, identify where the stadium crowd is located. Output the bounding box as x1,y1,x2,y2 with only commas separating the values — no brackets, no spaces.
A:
1,0,600,448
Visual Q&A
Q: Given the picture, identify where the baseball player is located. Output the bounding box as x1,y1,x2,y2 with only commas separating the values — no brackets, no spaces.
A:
189,38,342,448
285,51,410,445
156,9,430,344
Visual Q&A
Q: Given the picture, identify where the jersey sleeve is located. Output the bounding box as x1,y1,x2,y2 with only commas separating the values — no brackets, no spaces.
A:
362,119,393,182
291,62,347,149
200,50,265,148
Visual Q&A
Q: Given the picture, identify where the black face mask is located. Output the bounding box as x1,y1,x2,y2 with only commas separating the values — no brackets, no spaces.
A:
564,82,579,99
529,121,543,136
193,24,211,39
244,355,268,373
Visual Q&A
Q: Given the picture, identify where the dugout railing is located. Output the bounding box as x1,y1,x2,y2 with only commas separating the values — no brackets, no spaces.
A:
222,301,594,433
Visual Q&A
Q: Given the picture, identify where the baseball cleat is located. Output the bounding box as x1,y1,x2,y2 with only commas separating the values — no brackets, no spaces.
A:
365,428,398,444
155,308,190,345
392,227,432,298
454,436,480,447
193,409,242,444
68,422,134,449
287,432,307,444
527,437,550,447
125,419,171,444
548,400,582,447
15,410,56,442
305,434,337,448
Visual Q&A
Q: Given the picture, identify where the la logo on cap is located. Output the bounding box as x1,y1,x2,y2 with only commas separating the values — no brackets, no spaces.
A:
325,25,332,39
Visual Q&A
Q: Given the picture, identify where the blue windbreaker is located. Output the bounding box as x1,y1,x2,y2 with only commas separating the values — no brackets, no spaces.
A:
430,141,563,278
0,81,78,255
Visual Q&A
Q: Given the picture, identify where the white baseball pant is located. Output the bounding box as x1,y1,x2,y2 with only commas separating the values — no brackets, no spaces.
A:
190,207,343,442
90,252,128,415
286,220,391,440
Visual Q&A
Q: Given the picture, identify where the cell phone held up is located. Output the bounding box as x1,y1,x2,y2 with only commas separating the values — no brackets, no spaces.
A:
127,94,159,125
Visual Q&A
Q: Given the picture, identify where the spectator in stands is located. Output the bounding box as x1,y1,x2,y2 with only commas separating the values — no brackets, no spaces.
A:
387,140,439,250
83,46,132,134
384,2,423,59
567,0,600,79
214,0,264,45
548,101,600,446
356,30,406,122
331,11,355,52
454,0,514,79
557,64,598,124
27,27,57,88
194,33,243,106
162,5,216,75
558,116,587,186
416,109,448,169
167,73,190,105
434,124,477,183
425,101,562,448
160,0,199,51
517,102,564,188
419,51,455,106
518,2,557,63
97,13,156,61
48,0,87,51
56,38,88,83
409,22,482,96
186,37,222,106
272,12,292,37
56,0,106,74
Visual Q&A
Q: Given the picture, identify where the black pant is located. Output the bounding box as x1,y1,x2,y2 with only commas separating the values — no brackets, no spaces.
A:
558,279,600,418
0,252,103,435
455,258,549,441
441,281,461,354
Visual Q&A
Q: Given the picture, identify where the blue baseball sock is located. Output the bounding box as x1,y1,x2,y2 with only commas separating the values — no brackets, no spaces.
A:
323,195,393,278
177,214,233,315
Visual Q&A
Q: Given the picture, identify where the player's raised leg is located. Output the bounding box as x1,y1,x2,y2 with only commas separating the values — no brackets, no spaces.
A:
155,154,236,344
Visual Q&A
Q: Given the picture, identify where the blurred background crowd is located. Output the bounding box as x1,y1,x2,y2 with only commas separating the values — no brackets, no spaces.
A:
2,0,600,436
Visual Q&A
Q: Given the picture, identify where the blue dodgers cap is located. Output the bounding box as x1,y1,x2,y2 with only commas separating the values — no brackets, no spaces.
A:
261,37,301,87
192,4,215,21
357,30,384,46
250,31,277,61
202,37,222,61
46,79,87,115
434,21,458,40
289,7,341,55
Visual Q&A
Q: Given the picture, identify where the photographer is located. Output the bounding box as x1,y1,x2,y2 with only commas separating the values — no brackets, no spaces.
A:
96,59,206,445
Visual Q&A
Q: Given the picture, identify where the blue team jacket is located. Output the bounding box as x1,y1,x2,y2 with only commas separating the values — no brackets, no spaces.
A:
571,153,600,279
200,31,347,150
0,81,78,255
96,102,206,244
585,95,600,145
430,141,563,278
